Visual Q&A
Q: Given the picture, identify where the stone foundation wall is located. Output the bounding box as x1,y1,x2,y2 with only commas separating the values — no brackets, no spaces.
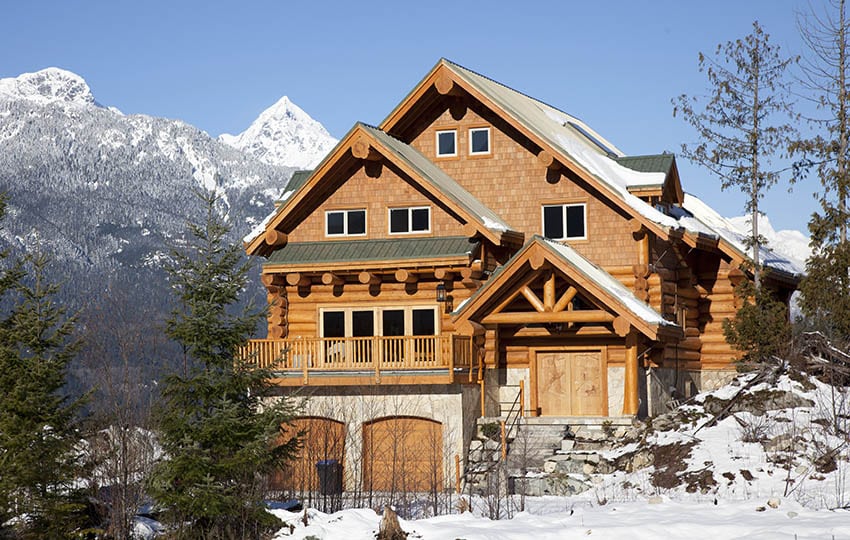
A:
645,368,738,416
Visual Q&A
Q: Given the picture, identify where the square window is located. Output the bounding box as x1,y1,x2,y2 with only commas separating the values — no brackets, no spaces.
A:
389,207,430,234
411,208,430,231
389,208,409,233
326,211,345,235
542,204,586,240
436,130,457,157
470,127,490,155
412,308,436,336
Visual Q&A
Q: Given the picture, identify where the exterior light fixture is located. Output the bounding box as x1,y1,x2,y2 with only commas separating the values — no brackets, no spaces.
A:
436,283,447,303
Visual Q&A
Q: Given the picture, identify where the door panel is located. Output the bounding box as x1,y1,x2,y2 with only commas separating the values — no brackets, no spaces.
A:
363,417,443,493
273,417,345,492
536,350,604,416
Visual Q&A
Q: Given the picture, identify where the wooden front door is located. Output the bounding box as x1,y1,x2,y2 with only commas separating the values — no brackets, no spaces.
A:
536,350,605,416
363,417,443,493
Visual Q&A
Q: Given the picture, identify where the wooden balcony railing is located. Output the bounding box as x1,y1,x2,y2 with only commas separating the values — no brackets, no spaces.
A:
242,334,477,386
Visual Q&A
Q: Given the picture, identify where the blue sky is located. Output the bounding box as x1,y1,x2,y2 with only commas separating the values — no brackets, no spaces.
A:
1,1,822,234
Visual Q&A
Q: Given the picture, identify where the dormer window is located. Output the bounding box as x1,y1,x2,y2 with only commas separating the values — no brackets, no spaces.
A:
389,206,430,234
436,130,457,157
326,209,366,237
469,127,491,155
542,203,586,240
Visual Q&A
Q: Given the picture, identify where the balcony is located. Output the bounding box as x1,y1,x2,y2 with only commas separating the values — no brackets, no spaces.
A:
242,334,479,386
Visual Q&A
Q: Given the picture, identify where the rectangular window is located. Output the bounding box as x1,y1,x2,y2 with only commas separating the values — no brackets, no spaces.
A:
469,127,490,155
542,203,586,240
319,306,439,337
389,206,431,234
325,209,366,237
436,129,457,157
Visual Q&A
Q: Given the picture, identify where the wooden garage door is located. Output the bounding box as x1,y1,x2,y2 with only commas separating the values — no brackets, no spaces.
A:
363,417,443,493
272,417,345,492
536,350,605,416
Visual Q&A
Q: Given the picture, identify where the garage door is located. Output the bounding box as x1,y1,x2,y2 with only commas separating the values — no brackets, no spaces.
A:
536,350,605,416
272,417,345,492
363,416,443,493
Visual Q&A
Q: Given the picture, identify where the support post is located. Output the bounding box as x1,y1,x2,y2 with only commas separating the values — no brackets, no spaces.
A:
624,330,640,416
500,420,507,461
519,380,525,417
455,454,461,494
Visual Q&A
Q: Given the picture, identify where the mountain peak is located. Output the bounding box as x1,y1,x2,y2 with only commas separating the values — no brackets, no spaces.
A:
0,67,97,107
219,95,337,169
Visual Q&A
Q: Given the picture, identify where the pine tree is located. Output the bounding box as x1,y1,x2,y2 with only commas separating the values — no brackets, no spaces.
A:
149,190,298,539
674,20,797,289
0,250,89,538
794,0,850,340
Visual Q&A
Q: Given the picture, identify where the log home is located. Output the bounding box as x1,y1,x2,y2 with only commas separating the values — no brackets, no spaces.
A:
243,59,800,494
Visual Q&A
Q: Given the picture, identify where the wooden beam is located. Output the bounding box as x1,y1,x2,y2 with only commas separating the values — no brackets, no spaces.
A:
460,261,483,280
482,310,615,325
260,273,286,288
394,269,417,283
623,331,640,416
286,273,311,287
529,249,546,270
462,278,481,289
351,137,381,161
264,229,287,248
455,319,486,337
520,286,546,313
435,74,456,95
543,271,556,311
537,150,560,170
358,271,381,285
612,316,631,338
321,272,344,286
462,222,480,239
434,268,455,281
552,286,578,312
490,272,541,315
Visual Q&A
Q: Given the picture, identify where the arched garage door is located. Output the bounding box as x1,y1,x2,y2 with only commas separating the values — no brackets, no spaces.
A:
363,416,443,493
273,417,345,492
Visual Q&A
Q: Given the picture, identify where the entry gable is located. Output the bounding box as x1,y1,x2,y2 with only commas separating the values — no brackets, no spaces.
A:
454,236,682,341
244,123,522,257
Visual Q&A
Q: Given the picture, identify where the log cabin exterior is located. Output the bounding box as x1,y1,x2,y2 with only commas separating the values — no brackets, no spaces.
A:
243,59,801,493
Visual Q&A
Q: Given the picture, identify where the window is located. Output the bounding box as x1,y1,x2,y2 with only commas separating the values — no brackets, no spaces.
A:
469,127,490,155
325,209,366,237
389,206,430,234
319,306,438,338
436,129,457,157
542,203,586,240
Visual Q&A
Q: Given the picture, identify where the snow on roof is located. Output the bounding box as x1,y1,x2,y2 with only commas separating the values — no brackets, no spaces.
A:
541,237,673,327
243,208,276,245
678,193,804,276
447,60,679,230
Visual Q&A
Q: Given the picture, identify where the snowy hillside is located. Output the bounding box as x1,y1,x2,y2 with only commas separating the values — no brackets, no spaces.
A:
219,96,337,169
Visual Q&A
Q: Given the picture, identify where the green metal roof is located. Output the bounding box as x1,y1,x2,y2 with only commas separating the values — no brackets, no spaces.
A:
614,154,675,175
283,170,312,196
265,236,478,266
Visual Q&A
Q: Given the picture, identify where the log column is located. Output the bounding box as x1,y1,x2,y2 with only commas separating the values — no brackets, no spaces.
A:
623,330,640,416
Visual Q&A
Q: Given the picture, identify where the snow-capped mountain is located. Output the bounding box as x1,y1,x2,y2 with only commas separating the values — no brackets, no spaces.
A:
0,67,296,269
727,214,811,270
219,95,337,169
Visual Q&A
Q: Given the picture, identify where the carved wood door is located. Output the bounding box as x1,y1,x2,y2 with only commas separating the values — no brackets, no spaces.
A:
536,350,604,416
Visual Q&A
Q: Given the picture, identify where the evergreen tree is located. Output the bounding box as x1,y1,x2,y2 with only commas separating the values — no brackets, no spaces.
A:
794,0,850,340
0,250,89,539
723,273,792,365
149,190,298,539
674,21,797,289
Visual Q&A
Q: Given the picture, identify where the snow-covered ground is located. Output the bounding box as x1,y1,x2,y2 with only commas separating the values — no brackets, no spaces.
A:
270,499,849,540
267,370,849,539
